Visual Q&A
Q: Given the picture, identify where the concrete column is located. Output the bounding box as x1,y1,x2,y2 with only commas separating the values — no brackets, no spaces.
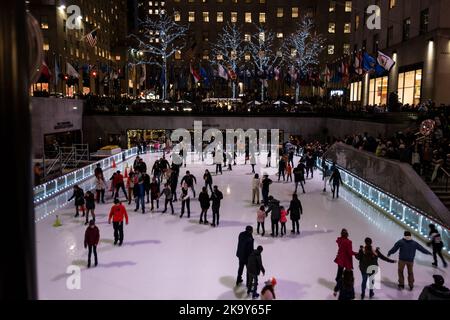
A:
423,39,437,102
433,37,450,105
362,73,370,107
388,52,399,95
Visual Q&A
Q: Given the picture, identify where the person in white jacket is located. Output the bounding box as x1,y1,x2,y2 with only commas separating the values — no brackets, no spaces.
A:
252,174,261,205
95,174,107,203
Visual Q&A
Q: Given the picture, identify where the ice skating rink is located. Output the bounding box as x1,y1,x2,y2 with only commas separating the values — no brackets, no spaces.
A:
35,152,448,299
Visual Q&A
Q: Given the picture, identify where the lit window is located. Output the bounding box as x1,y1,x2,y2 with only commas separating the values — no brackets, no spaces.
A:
355,15,360,30
43,38,50,51
260,0,265,3
292,7,299,18
155,1,158,5
203,12,209,22
40,16,49,29
329,1,336,12
115,55,121,61
155,9,159,14
328,45,335,55
202,50,209,60
76,48,79,57
244,33,251,42
217,12,223,22
155,38,159,43
343,43,351,55
149,1,152,5
231,12,237,23
276,32,283,38
328,23,336,33
149,9,153,14
189,12,195,22
245,53,251,61
245,12,252,23
259,32,265,42
217,54,223,60
277,8,283,18
175,50,181,60
344,23,351,33
174,11,181,21
161,2,165,6
259,12,266,23
345,1,352,12
389,0,396,9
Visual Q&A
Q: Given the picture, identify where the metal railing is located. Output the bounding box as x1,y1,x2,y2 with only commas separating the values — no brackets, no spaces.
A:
33,147,138,204
317,158,450,255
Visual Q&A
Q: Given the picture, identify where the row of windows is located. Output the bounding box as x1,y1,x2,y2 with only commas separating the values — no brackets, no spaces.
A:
328,22,351,34
174,0,351,8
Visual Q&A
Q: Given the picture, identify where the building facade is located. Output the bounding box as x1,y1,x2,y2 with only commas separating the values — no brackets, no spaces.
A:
28,0,129,96
350,0,450,107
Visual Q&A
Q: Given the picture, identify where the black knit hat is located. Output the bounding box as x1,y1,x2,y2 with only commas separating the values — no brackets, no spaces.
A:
433,275,444,286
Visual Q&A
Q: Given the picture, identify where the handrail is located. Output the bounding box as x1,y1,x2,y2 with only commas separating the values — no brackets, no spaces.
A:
437,166,450,192
33,147,138,204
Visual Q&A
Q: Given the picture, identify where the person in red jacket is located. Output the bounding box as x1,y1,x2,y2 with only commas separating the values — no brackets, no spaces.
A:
84,220,100,268
108,198,129,246
333,228,357,296
113,170,128,200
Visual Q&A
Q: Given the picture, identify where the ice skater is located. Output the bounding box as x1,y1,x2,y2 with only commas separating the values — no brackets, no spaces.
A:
203,169,213,193
247,246,265,299
428,224,448,268
113,170,128,200
261,174,272,206
265,196,281,237
95,174,106,204
293,162,306,194
210,185,223,227
322,163,331,192
329,167,344,199
251,174,261,205
134,172,146,213
198,187,210,224
236,226,254,286
333,229,357,296
160,183,174,214
279,206,288,237
256,205,266,236
68,185,85,218
149,176,160,211
180,184,191,218
181,171,197,198
84,190,96,225
84,219,99,268
287,193,302,235
108,198,129,246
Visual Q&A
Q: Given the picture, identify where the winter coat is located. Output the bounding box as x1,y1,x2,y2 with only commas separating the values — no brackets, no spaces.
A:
334,237,356,270
94,167,103,178
252,178,260,190
149,181,160,197
278,158,286,171
181,188,190,201
419,284,450,300
355,247,395,273
236,231,254,262
247,249,265,276
288,199,302,221
69,188,85,206
203,173,213,184
330,170,343,186
84,193,95,210
261,178,272,192
306,155,315,168
388,237,431,262
108,204,129,223
95,177,107,190
429,231,444,246
265,199,281,220
199,192,210,209
84,226,100,247
143,174,151,191
294,165,305,182
280,210,288,223
113,173,124,186
257,209,266,223
126,176,135,189
181,174,196,187
211,190,223,209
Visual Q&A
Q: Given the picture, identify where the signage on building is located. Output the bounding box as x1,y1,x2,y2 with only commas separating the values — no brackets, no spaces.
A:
54,121,74,130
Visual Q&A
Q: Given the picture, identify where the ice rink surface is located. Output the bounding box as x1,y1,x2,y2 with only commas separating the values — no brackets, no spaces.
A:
35,152,448,299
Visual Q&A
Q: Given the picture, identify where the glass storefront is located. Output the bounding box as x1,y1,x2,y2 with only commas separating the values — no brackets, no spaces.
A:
368,76,388,106
350,81,362,102
398,69,422,106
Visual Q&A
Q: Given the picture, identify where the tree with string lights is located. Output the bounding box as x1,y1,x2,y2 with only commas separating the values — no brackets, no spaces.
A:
210,22,245,100
283,16,324,104
128,12,188,100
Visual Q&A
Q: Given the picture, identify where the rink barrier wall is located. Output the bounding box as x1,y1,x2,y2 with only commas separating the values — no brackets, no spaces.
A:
317,158,450,256
33,147,138,205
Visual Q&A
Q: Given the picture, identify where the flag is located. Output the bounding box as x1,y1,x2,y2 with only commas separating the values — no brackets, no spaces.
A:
324,65,331,83
227,65,237,80
54,57,60,85
37,60,52,83
66,62,80,78
353,52,364,75
377,51,395,72
140,64,146,86
362,52,385,76
190,64,201,83
200,67,209,86
218,64,228,80
85,29,97,47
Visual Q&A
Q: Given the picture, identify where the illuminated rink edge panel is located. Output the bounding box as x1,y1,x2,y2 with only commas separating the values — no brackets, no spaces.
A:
318,158,450,256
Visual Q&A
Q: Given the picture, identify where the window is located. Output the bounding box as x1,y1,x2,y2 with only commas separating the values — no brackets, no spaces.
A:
420,9,429,34
40,16,49,29
231,12,237,23
292,7,299,18
329,1,336,12
389,0,396,9
189,12,195,22
149,1,152,5
203,12,209,22
245,12,252,23
259,32,265,42
174,11,181,21
175,50,181,60
260,0,265,3
387,26,393,47
403,18,411,41
43,38,49,51
203,32,209,41
350,81,362,101
202,50,209,60
328,45,335,55
277,32,283,38
245,53,251,61
343,43,351,55
345,1,352,12
398,69,422,106
277,8,283,18
149,9,153,14
244,33,251,42
217,12,223,22
328,23,336,33
306,7,315,18
259,12,266,23
368,76,388,105
354,15,360,31
245,0,251,3
344,23,351,33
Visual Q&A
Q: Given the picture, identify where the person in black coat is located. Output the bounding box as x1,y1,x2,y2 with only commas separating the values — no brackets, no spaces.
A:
419,275,450,300
287,193,303,234
84,190,96,225
247,246,265,299
305,153,315,178
198,187,210,224
329,168,344,199
337,269,355,300
203,169,213,193
236,226,254,286
210,185,223,227
261,175,272,206
143,172,151,203
68,185,85,218
278,157,286,182
293,162,306,194
265,196,281,237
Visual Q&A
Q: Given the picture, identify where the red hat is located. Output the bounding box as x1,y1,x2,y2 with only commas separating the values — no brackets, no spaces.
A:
265,277,277,286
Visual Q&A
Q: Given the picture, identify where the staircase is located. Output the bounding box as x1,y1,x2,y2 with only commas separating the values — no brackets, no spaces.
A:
427,167,450,211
